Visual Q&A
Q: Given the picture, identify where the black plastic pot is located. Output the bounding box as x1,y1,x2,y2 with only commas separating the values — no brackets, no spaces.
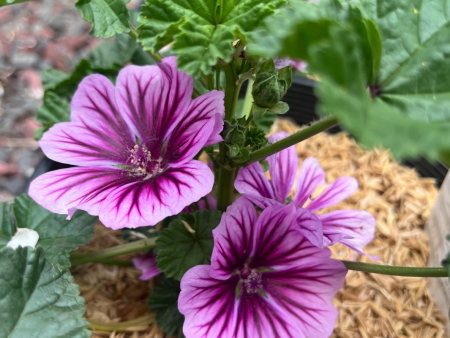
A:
26,76,448,192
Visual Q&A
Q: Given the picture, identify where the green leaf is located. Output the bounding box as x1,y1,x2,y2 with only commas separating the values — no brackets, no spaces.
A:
41,69,71,91
173,22,235,76
75,0,131,38
90,33,139,70
0,202,14,249
0,247,91,338
8,194,97,267
361,0,450,124
138,0,285,76
148,275,185,338
312,25,450,160
247,0,343,60
156,209,222,280
35,92,71,140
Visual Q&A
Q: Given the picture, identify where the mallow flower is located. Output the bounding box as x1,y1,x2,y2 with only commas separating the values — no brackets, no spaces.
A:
179,197,347,338
30,57,225,229
235,132,376,258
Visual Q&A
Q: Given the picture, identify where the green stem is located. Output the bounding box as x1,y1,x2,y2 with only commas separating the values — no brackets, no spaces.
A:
236,116,338,167
341,260,448,277
70,238,157,266
217,163,236,212
242,79,254,119
217,63,241,211
87,314,155,332
216,65,221,90
128,24,162,62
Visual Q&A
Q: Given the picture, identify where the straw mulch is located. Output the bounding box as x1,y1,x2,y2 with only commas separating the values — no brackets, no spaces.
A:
71,118,447,338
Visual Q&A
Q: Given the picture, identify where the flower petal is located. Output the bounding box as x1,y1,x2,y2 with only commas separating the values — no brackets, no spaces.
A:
293,157,325,208
265,247,347,338
164,90,225,167
99,160,214,229
234,162,278,209
179,265,238,338
268,132,298,203
29,167,133,217
295,208,323,248
40,75,135,166
233,294,305,338
307,176,358,212
319,210,378,259
132,254,160,280
115,57,193,157
251,203,298,269
210,197,257,280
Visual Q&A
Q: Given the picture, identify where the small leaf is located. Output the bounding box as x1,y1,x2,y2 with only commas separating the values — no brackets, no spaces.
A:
252,104,268,119
35,92,71,140
0,194,97,268
0,247,90,338
75,0,131,38
148,274,185,338
156,210,222,280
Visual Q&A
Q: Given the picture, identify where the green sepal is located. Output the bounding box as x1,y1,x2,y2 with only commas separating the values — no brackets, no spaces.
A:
267,101,289,115
156,210,222,280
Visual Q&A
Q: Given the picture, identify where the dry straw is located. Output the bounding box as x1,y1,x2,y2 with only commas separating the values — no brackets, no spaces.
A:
71,118,448,338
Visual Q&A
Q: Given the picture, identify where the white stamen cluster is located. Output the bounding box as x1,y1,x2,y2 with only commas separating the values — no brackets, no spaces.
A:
243,270,263,295
129,144,152,176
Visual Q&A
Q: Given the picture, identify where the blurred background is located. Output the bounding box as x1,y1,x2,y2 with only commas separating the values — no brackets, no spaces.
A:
0,0,143,203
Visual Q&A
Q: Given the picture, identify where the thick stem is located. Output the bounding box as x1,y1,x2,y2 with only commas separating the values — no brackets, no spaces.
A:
217,164,236,212
217,63,241,211
70,238,157,266
342,260,448,277
235,116,338,167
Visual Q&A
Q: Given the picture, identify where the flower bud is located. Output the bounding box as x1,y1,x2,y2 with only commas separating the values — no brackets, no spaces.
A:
251,59,292,108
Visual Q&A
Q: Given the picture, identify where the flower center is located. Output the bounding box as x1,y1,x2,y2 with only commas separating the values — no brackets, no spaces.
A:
241,269,264,295
127,144,164,180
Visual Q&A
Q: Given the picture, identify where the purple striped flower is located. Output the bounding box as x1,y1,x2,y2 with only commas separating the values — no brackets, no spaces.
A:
29,57,224,229
133,254,160,281
235,132,377,258
179,197,347,338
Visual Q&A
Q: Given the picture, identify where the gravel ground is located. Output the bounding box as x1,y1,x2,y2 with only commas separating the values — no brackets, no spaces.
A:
0,0,100,202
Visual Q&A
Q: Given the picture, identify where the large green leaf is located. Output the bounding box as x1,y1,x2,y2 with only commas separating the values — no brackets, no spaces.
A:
75,0,131,38
360,0,450,123
311,25,450,160
0,247,91,338
8,194,97,267
148,275,185,338
137,0,285,76
248,0,450,160
156,209,222,280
